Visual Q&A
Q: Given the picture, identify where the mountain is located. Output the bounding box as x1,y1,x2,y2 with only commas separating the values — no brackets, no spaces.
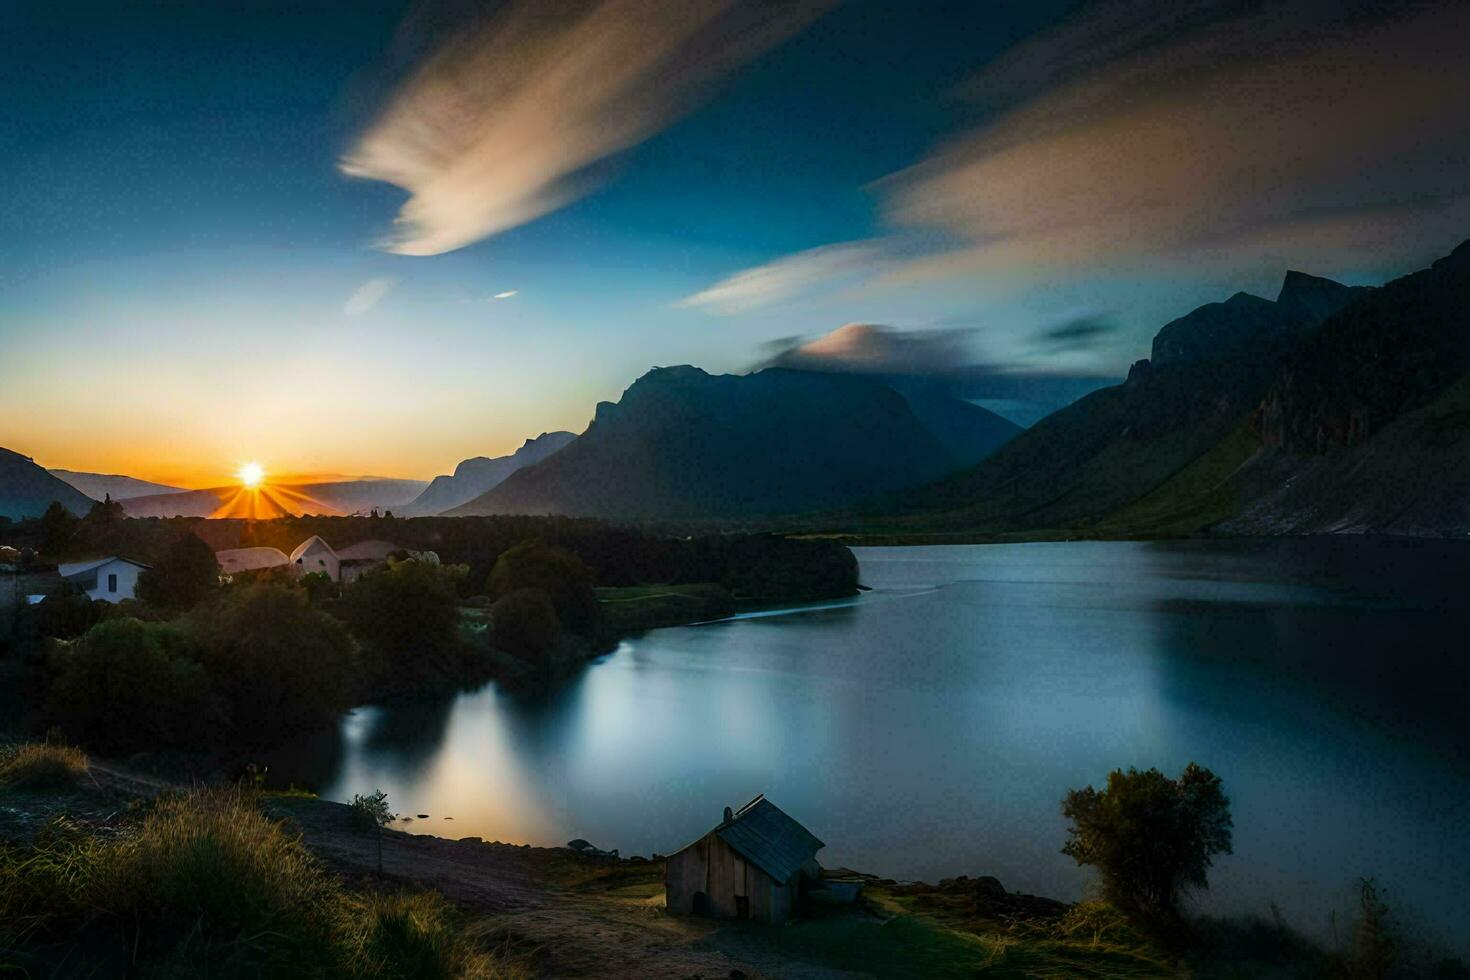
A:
448,366,1019,521
877,269,1369,533
1215,239,1470,534
49,469,184,501
401,432,577,516
1,448,97,519
121,478,429,519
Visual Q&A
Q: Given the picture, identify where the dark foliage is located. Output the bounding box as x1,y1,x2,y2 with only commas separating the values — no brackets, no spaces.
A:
186,583,358,741
485,541,599,633
1061,763,1233,928
489,588,561,664
46,618,218,754
340,560,466,696
135,533,218,610
39,501,78,556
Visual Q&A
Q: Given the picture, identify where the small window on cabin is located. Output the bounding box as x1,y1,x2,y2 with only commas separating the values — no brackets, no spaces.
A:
318,559,325,566
735,895,750,920
107,573,117,593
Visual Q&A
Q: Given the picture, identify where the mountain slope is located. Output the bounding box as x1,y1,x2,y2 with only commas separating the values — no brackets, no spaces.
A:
49,469,184,500
122,478,428,519
1,448,97,519
450,367,1013,521
878,270,1365,532
402,432,577,516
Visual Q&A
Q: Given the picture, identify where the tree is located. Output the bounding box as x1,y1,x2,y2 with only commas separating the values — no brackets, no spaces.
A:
489,588,561,664
47,618,218,753
39,501,79,557
136,534,219,609
187,583,358,741
1061,763,1232,926
340,559,466,694
485,542,599,633
350,790,397,874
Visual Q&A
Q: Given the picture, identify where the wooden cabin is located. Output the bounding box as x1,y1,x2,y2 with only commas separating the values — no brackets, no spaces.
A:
665,795,823,924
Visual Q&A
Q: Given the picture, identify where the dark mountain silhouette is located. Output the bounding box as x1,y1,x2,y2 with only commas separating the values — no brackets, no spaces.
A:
0,448,97,519
878,269,1369,532
48,469,184,501
449,366,1019,521
402,432,577,516
1216,239,1470,534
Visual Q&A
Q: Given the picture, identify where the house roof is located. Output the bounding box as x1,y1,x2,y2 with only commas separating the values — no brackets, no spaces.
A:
289,536,337,562
215,547,290,574
697,795,824,884
58,556,149,579
335,539,399,562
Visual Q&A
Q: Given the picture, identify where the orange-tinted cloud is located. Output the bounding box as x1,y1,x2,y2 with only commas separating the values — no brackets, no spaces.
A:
343,0,832,256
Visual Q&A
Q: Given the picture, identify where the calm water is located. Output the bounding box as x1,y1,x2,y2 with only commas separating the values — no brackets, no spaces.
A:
276,540,1470,952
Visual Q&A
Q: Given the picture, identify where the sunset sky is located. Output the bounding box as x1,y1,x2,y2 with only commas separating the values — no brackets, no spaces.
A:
4,0,1467,487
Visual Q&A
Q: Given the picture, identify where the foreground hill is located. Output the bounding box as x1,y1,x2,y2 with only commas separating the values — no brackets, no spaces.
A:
876,271,1366,532
451,366,1020,521
121,478,428,519
401,431,576,516
48,469,184,500
0,448,96,519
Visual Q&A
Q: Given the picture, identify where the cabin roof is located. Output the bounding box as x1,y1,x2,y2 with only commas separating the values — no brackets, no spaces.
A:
215,547,290,573
58,556,149,578
289,536,336,562
708,795,823,883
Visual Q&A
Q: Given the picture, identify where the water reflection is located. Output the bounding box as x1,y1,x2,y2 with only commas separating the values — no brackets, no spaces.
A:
273,539,1470,953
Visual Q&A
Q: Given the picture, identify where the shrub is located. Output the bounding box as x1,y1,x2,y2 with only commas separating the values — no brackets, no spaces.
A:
0,789,520,978
1061,762,1233,928
0,742,88,789
136,532,219,610
489,588,561,664
46,618,218,754
486,542,599,634
341,560,466,694
187,583,358,741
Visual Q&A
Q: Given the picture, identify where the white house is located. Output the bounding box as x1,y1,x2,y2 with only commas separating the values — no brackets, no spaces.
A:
335,539,400,583
215,547,291,577
289,536,340,581
57,557,149,603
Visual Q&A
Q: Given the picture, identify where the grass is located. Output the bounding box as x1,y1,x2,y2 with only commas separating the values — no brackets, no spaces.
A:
0,741,89,790
0,787,529,978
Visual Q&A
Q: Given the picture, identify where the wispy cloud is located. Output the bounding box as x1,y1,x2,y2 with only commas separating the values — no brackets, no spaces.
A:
677,241,883,314
343,277,397,317
687,1,1470,316
880,0,1470,280
342,0,831,256
492,290,518,300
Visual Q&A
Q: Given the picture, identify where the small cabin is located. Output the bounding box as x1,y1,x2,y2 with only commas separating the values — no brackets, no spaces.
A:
334,539,401,583
289,536,341,581
215,546,291,577
665,795,823,924
57,556,149,603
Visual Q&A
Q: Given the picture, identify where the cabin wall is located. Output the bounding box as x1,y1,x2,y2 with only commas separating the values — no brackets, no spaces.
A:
665,834,788,923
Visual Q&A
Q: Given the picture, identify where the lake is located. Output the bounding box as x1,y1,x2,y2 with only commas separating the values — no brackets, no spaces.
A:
275,539,1470,953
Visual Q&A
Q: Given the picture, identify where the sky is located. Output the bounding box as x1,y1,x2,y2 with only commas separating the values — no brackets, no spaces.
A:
3,0,1467,487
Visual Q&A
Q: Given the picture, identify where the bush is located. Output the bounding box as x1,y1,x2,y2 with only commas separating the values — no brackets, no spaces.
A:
136,533,219,610
341,560,466,695
1061,763,1233,928
489,588,561,664
486,542,599,634
46,618,218,754
187,583,358,741
0,742,88,789
0,789,520,977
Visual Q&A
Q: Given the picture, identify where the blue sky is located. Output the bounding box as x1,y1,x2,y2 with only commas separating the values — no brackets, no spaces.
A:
3,0,1466,485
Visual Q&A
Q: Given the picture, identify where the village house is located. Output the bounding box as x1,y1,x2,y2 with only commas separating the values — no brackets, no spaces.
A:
665,795,824,924
56,556,149,603
334,539,400,583
213,537,402,584
290,535,340,580
215,546,291,577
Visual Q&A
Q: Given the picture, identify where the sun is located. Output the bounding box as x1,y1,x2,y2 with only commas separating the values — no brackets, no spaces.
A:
238,461,265,488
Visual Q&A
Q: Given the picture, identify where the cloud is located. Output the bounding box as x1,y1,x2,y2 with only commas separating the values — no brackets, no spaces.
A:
762,322,976,375
341,0,831,256
343,277,397,317
677,241,883,314
880,0,1470,280
493,290,518,300
1033,315,1118,352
